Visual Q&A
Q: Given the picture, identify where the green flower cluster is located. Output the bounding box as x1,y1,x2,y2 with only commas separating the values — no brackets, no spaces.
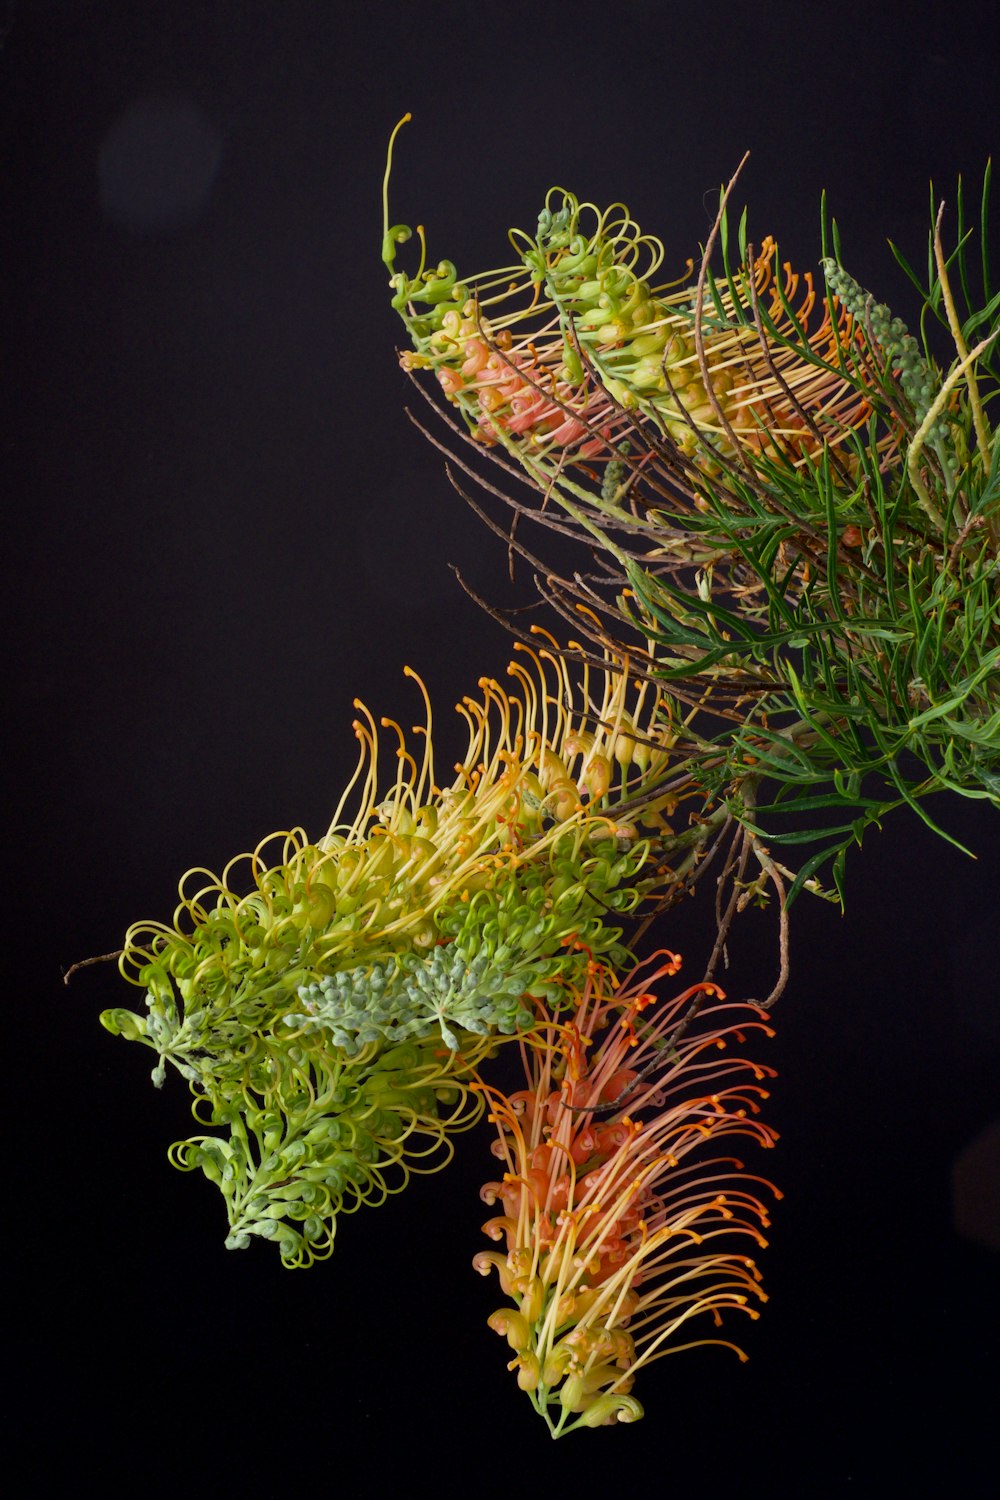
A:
820,257,953,458
169,1032,487,1267
99,827,654,1262
100,643,688,1262
291,842,647,1055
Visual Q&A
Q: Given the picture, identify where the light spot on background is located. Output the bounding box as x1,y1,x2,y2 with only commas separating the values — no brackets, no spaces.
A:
98,93,223,233
951,1121,1000,1250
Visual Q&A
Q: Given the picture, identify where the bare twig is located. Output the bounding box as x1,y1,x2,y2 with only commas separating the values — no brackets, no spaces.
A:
63,950,123,985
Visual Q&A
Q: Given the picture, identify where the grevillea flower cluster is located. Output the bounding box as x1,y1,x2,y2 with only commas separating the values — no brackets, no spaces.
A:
385,118,875,479
93,127,996,1438
474,949,779,1435
386,121,998,906
101,633,711,1263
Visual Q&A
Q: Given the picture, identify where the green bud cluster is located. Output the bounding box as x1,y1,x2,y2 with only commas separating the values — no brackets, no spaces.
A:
389,251,471,345
101,818,649,1082
294,946,536,1056
290,834,651,1057
820,258,953,461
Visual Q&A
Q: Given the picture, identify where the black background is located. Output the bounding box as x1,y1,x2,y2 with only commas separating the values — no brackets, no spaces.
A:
5,2,998,1494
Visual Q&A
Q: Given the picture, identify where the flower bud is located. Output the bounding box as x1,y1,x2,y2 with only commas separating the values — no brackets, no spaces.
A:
514,1351,540,1391
579,1393,644,1428
488,1307,532,1352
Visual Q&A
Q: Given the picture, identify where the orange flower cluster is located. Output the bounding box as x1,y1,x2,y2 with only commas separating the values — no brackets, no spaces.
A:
474,948,780,1435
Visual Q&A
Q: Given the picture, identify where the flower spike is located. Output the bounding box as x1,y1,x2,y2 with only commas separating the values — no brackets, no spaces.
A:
100,640,712,1262
386,120,876,484
474,951,779,1436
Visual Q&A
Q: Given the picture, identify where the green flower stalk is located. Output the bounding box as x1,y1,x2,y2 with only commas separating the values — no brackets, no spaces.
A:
101,633,723,1262
386,127,999,906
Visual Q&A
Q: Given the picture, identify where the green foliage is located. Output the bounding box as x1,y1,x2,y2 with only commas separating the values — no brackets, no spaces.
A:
390,153,999,904
619,172,998,899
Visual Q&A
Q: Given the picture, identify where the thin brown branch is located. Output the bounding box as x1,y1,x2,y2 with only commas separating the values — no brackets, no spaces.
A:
63,950,124,985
